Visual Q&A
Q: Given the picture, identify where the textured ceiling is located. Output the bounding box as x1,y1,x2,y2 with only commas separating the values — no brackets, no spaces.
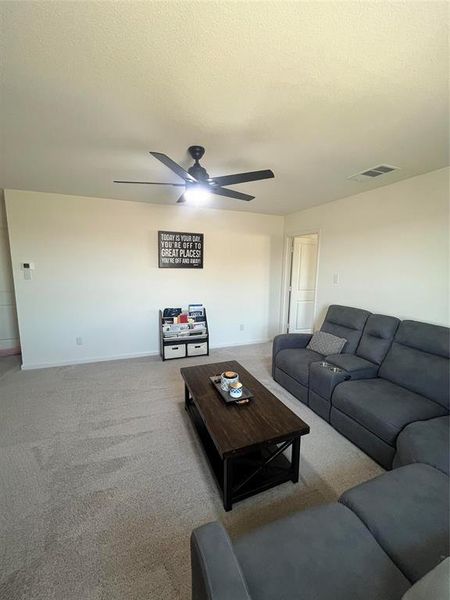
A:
0,1,448,215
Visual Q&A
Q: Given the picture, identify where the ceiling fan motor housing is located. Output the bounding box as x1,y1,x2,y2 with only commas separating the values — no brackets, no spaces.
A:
187,145,209,181
188,145,205,161
188,164,210,181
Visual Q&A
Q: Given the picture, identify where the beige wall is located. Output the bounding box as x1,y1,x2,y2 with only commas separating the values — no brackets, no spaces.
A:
284,167,449,327
0,195,19,354
5,190,283,368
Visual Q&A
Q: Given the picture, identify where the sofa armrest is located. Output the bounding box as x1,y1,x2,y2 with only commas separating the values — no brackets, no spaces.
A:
191,522,252,600
272,333,313,377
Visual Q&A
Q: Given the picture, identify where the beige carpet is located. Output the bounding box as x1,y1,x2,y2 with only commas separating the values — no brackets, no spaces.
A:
0,343,383,599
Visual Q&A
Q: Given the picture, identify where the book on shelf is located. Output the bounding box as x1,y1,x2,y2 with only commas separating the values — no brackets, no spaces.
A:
188,304,204,318
163,329,206,340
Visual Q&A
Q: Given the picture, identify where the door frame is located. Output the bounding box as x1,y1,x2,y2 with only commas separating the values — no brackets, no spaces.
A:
279,229,321,334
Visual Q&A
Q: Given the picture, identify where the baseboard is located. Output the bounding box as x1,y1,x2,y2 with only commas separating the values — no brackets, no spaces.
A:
20,339,272,370
210,338,271,349
21,350,160,370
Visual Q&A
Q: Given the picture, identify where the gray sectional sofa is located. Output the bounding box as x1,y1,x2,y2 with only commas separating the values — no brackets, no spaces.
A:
273,305,450,470
190,305,449,599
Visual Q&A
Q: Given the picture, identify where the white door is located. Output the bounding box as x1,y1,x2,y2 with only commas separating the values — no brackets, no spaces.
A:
288,234,318,333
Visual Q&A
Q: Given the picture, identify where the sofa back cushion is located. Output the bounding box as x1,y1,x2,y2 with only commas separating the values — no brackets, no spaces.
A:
356,314,400,365
320,305,371,354
379,321,450,409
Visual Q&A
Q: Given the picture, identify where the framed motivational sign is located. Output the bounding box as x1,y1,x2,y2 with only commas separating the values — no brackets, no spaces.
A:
158,231,204,269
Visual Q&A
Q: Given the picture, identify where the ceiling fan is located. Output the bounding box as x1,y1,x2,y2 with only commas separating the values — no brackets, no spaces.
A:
114,146,274,203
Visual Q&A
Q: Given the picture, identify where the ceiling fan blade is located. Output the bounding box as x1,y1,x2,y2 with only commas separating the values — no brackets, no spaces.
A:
211,187,255,201
150,152,197,182
176,194,186,204
212,169,274,187
113,180,184,186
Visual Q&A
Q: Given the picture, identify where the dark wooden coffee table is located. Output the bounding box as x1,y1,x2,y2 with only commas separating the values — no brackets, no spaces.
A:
181,360,310,511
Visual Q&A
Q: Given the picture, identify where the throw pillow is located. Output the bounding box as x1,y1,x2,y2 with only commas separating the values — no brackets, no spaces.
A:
307,331,346,355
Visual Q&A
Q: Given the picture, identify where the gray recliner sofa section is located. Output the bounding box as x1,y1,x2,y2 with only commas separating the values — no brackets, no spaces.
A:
273,306,450,470
323,313,400,377
331,320,449,469
272,305,370,404
191,462,449,600
309,312,400,420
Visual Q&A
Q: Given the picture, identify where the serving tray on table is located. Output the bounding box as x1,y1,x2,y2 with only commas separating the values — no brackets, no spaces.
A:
209,375,254,405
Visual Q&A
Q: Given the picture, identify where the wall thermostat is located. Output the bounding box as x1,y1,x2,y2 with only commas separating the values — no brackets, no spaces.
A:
21,262,35,280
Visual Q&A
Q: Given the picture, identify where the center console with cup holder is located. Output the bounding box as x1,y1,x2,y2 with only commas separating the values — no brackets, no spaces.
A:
309,361,350,421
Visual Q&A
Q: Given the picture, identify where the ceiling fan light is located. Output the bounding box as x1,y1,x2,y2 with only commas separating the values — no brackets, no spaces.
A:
184,186,210,204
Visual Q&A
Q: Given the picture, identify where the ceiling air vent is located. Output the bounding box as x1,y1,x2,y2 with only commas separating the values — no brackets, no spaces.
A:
348,164,399,182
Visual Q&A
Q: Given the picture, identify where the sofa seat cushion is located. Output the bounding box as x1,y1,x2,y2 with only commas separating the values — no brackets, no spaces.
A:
340,464,450,583
234,503,410,600
331,406,396,468
332,378,447,445
325,353,378,379
393,416,450,475
275,348,323,386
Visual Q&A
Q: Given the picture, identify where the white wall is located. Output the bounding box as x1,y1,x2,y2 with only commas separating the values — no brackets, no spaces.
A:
0,195,20,355
284,167,449,328
5,167,449,368
5,190,283,369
